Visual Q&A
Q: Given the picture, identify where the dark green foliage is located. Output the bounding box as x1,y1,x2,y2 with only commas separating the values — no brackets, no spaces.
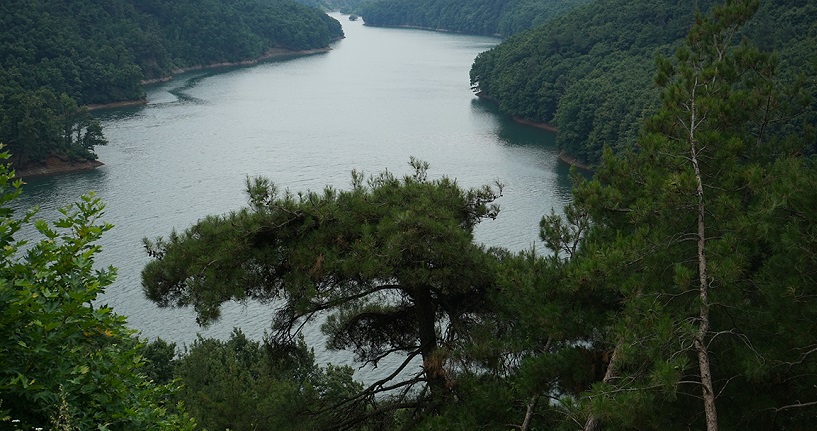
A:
0,0,343,94
142,159,505,427
553,53,655,164
0,89,107,168
471,0,719,166
169,329,362,431
542,1,817,428
471,0,817,166
416,244,617,431
133,0,343,71
297,0,367,13
359,0,590,37
140,338,178,386
0,0,343,166
0,151,195,430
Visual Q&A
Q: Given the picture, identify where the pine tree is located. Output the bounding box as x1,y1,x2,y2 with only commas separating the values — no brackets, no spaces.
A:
141,159,504,428
545,0,817,429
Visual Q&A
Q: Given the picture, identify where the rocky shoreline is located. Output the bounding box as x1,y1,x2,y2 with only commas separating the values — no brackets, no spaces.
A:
557,151,592,171
140,47,333,85
511,117,593,171
86,99,148,111
511,116,559,133
15,156,104,179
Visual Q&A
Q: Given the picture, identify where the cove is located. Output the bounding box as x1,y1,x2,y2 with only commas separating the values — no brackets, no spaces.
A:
11,13,572,379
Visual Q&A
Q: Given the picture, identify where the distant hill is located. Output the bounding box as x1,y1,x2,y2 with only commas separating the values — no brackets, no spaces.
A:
470,0,817,165
296,0,366,13
358,0,591,37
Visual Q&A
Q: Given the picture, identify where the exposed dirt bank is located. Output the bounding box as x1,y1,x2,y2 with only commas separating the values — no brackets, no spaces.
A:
511,116,559,133
86,99,148,110
86,47,334,111
558,151,593,172
140,47,333,85
15,155,104,179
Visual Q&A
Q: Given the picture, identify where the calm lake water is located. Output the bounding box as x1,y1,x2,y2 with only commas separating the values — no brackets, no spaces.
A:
13,13,572,378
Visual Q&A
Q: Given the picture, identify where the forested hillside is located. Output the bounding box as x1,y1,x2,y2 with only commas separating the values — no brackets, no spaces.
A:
137,3,817,429
6,1,817,429
0,0,343,170
471,0,817,165
297,0,366,13
358,0,591,36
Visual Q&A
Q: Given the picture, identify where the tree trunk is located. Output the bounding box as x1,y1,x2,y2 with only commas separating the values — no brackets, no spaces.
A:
583,346,621,431
688,77,719,431
521,395,538,431
415,286,446,400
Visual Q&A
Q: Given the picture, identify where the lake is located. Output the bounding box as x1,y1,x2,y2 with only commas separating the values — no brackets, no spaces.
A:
12,13,572,379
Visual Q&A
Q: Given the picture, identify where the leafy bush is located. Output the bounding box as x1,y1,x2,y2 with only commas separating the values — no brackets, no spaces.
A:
0,150,195,430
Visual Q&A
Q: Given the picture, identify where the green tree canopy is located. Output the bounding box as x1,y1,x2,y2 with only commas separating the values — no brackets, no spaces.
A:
358,0,590,37
541,1,817,429
142,159,504,427
157,329,363,431
471,0,817,166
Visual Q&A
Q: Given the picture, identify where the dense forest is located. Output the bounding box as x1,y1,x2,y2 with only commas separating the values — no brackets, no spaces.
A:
358,0,591,36
0,0,343,170
297,0,366,13
3,0,817,430
471,0,817,165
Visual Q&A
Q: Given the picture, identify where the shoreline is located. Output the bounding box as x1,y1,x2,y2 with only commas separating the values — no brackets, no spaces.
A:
86,99,147,110
67,47,335,176
557,152,593,172
363,22,501,38
511,116,559,133
511,115,593,171
475,92,593,171
87,47,334,111
140,47,333,85
15,157,104,179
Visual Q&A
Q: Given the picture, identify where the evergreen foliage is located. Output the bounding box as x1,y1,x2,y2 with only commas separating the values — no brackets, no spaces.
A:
471,0,817,166
5,0,816,429
358,0,590,37
0,90,107,170
137,4,817,419
298,0,368,13
147,330,363,431
542,1,817,429
142,159,505,427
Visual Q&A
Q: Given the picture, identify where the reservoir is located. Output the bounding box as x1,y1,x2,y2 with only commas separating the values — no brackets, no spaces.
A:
12,13,572,378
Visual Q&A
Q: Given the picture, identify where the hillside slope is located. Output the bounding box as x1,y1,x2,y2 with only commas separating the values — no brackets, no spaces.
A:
470,0,817,165
0,0,344,168
359,0,591,37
